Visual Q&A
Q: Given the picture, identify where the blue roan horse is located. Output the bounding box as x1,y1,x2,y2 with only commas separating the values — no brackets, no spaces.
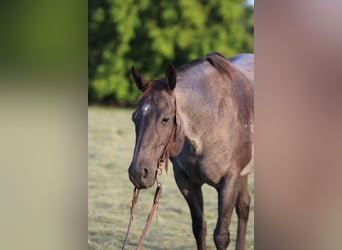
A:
128,52,254,250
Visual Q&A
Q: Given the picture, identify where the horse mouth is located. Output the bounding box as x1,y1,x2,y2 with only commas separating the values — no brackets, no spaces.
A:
128,170,156,189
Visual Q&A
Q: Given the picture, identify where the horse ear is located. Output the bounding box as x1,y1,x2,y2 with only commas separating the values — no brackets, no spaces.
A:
165,63,177,91
131,66,149,92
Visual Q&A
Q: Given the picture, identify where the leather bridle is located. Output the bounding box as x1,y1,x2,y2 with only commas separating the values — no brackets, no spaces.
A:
122,98,179,250
157,100,179,176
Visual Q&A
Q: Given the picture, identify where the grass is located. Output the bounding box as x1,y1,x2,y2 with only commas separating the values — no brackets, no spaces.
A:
88,106,254,250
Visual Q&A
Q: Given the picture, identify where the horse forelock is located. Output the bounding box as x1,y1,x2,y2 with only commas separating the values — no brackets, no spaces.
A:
137,79,175,113
137,81,155,101
137,79,168,102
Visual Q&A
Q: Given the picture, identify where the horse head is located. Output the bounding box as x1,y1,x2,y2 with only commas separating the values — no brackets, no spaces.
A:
128,65,185,188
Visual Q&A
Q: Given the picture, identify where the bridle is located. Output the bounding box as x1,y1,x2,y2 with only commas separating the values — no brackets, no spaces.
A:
157,98,179,175
122,98,179,250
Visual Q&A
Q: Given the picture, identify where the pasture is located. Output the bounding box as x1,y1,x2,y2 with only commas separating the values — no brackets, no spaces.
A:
88,106,254,249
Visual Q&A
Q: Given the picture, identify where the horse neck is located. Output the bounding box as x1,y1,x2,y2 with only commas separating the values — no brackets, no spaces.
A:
175,69,230,139
174,61,253,149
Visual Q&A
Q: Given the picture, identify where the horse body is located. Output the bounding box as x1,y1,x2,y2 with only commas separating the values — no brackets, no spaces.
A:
129,52,254,250
173,53,254,184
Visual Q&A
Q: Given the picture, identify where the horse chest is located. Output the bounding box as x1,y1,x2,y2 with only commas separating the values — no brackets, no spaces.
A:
173,139,228,185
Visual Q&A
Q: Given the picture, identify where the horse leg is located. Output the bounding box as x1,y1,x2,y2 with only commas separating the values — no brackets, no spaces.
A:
174,167,207,250
214,170,240,250
235,175,250,250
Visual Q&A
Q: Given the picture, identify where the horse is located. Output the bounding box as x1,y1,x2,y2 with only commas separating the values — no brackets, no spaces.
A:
128,52,254,250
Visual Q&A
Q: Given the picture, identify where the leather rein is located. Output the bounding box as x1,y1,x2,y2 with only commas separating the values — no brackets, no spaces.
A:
122,100,179,250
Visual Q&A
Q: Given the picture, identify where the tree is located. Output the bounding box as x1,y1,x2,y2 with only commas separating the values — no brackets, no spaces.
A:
89,0,254,105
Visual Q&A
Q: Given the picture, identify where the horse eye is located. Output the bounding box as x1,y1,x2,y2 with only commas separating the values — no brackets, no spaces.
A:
161,117,170,124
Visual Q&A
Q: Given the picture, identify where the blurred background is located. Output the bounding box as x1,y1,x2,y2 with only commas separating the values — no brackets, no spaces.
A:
4,0,342,250
88,0,254,106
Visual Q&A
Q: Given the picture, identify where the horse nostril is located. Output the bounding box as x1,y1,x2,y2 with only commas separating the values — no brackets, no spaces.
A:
142,168,148,179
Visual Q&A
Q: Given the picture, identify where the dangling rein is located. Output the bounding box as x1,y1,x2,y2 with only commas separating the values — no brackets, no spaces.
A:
121,165,167,250
121,181,162,250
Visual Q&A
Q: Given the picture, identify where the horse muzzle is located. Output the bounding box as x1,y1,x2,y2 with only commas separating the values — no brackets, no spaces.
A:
128,163,156,189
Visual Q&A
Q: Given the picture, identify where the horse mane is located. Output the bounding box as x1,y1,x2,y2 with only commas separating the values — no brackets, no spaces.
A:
205,52,237,79
175,52,239,81
177,58,204,73
138,52,242,100
205,52,253,125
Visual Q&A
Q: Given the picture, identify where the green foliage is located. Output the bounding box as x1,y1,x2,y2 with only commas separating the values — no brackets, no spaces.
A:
89,0,254,105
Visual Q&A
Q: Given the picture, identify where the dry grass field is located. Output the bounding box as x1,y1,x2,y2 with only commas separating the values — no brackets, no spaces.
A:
88,106,254,249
